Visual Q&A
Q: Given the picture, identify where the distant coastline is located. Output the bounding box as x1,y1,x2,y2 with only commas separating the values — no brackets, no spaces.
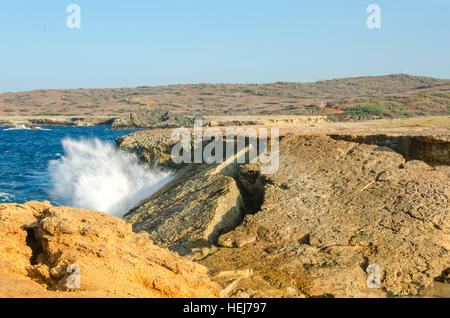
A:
0,116,116,128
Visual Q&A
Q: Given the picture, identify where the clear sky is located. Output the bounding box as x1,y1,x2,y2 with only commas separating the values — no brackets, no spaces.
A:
1,0,449,92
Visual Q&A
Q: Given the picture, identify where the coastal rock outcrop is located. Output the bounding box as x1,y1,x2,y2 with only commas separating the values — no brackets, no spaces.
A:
111,109,194,130
116,130,183,169
202,135,449,297
205,115,327,127
0,201,220,298
121,132,449,298
329,134,450,166
0,117,115,128
125,169,245,255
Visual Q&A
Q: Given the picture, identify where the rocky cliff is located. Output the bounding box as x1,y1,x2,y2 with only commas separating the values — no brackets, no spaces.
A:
329,134,450,166
119,130,449,298
0,201,220,298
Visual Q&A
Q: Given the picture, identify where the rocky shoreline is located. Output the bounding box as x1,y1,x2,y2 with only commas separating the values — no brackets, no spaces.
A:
0,116,116,128
0,112,328,130
117,129,450,298
1,120,449,298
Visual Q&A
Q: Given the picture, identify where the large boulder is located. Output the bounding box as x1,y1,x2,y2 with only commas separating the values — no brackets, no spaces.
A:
124,167,245,255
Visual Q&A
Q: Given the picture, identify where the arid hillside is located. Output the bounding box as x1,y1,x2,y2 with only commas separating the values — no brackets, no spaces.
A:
1,74,449,120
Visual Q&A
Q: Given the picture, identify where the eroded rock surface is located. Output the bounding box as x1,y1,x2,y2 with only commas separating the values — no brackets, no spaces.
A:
329,134,450,166
124,165,245,255
0,201,220,298
123,133,449,298
111,109,194,130
117,130,183,169
203,135,449,297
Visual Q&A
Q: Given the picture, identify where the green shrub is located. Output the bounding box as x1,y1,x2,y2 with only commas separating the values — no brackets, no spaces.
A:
391,108,409,116
345,105,386,116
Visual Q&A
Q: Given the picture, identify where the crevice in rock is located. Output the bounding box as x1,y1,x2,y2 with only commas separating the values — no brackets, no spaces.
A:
209,163,270,245
360,256,369,272
329,134,449,166
236,166,267,216
24,224,43,266
23,223,65,290
201,137,273,243
298,234,311,245
435,268,450,284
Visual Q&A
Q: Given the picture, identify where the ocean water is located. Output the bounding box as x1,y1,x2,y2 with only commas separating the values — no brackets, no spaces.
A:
0,125,174,216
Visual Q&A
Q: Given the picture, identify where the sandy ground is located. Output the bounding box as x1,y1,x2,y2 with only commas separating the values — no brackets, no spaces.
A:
158,116,450,137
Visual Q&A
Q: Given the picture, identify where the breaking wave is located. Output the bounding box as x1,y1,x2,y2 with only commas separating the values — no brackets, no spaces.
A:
48,138,173,217
3,124,31,131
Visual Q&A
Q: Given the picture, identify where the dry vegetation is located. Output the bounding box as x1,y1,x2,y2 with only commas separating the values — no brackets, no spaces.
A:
0,74,448,120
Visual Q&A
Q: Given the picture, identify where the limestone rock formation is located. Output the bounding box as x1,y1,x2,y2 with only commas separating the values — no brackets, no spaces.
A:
329,134,450,166
117,130,183,169
205,115,327,127
203,135,449,297
111,109,194,130
122,132,449,298
124,164,245,255
0,201,220,298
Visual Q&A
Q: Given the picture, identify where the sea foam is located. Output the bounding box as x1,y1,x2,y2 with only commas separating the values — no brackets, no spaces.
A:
3,124,31,131
0,192,15,203
48,138,173,217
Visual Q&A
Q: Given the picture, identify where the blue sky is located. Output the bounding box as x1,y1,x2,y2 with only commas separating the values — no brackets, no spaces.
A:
0,0,449,92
